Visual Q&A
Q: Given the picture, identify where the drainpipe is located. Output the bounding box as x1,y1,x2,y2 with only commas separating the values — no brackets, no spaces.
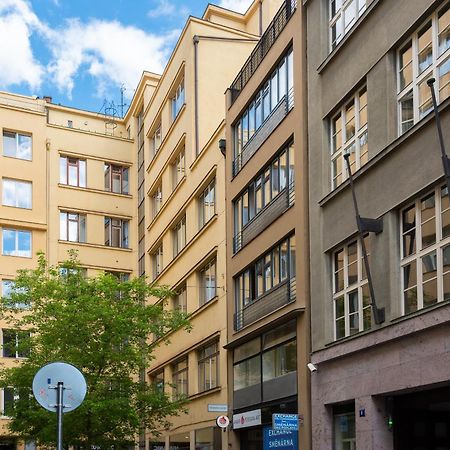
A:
259,0,263,36
193,35,200,156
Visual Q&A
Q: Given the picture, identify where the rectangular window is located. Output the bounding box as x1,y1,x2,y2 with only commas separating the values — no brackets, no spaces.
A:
2,178,32,209
104,164,129,194
198,342,219,392
152,244,163,279
60,156,86,187
2,329,29,358
60,212,86,243
151,184,163,219
152,370,164,393
401,185,450,314
104,217,129,248
172,358,188,398
333,236,371,339
173,284,187,313
172,149,185,189
330,86,368,189
200,259,216,305
1,280,28,309
333,403,356,450
2,131,32,160
195,428,221,450
1,388,15,417
329,0,366,51
150,124,162,156
199,180,215,228
397,2,450,134
2,229,31,257
173,216,186,257
172,79,185,121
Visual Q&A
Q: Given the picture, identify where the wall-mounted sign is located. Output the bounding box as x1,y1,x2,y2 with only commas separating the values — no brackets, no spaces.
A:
216,415,230,428
208,404,228,413
272,413,299,431
263,427,298,450
232,409,262,429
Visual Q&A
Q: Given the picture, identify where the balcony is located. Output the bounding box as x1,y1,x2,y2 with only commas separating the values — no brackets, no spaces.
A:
233,87,294,176
229,0,297,104
234,180,295,253
234,277,296,331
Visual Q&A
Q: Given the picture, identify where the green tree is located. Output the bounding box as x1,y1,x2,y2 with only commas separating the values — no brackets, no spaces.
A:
0,252,190,448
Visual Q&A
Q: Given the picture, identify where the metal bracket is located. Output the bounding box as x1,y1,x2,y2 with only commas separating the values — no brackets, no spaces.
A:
358,217,383,234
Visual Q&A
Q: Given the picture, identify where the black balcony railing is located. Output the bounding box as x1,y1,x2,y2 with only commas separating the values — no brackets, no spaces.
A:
229,0,297,104
234,277,296,331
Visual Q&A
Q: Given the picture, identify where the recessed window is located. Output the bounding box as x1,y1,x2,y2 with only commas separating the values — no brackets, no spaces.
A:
333,403,356,449
1,280,28,309
198,341,219,392
172,358,188,398
2,131,32,160
1,388,15,417
2,229,31,257
2,329,29,358
330,86,368,189
171,79,185,121
401,185,450,314
152,370,164,393
60,156,86,188
2,178,32,209
150,124,162,157
172,148,185,189
173,284,187,313
199,180,215,228
173,216,186,257
60,211,86,243
397,2,450,134
152,244,163,279
151,184,163,219
332,236,371,339
104,164,129,194
199,259,216,305
104,217,129,248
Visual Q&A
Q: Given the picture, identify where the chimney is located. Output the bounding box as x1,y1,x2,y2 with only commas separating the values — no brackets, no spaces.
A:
43,96,52,103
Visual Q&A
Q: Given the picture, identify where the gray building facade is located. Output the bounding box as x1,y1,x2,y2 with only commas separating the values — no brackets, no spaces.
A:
306,0,450,448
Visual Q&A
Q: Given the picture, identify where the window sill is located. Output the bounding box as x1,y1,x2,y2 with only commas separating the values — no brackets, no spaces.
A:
317,0,380,74
188,386,221,401
58,184,132,199
1,253,32,259
58,240,132,252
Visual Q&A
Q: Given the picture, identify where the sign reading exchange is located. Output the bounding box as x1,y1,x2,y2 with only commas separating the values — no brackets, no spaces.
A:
272,413,299,431
263,427,298,450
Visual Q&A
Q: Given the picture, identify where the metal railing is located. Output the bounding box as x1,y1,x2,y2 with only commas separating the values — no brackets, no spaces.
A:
229,0,297,104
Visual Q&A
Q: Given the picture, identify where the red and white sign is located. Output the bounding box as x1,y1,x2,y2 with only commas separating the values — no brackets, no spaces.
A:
216,415,230,428
232,409,262,429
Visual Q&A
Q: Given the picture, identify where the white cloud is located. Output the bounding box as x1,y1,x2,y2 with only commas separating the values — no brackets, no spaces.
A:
218,0,253,14
148,0,176,18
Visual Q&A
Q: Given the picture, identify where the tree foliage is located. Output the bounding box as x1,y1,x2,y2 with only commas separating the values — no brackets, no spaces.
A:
0,252,190,448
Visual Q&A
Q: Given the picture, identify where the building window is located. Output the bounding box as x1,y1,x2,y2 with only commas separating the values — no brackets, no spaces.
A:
173,284,187,313
401,185,450,314
151,184,163,219
173,216,186,257
199,259,216,305
234,48,293,163
1,388,15,417
150,124,162,157
198,341,219,392
329,0,366,51
333,403,356,450
330,86,368,189
172,358,188,398
104,164,129,194
172,79,185,121
152,244,163,279
152,370,164,393
172,149,185,189
2,229,31,257
2,131,32,160
105,271,130,282
234,235,296,312
2,329,29,358
195,428,221,450
398,2,450,134
104,217,129,248
333,236,371,339
60,212,86,243
2,280,28,309
2,178,32,209
60,156,86,187
233,144,294,249
199,180,215,228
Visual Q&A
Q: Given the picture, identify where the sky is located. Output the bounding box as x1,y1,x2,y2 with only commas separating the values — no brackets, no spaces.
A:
0,0,253,114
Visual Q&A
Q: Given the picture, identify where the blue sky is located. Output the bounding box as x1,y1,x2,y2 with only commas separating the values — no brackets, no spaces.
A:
0,0,252,113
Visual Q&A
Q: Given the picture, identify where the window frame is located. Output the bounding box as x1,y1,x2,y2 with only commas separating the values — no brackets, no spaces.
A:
152,243,163,279
173,284,187,313
173,216,186,257
172,357,189,398
199,259,216,305
104,163,129,194
59,211,86,243
151,184,163,219
2,130,32,161
60,156,87,188
150,123,162,157
104,217,129,248
172,148,186,189
199,179,216,228
171,79,185,121
2,228,32,258
2,178,32,209
198,341,219,393
2,329,29,359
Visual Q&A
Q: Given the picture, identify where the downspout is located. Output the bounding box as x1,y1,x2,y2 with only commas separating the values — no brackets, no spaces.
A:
259,0,263,36
193,35,200,156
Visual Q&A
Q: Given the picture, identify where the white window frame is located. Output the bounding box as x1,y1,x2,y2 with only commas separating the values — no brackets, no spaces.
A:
60,211,86,243
397,2,450,135
332,237,371,340
60,156,87,187
2,229,32,258
172,149,185,189
1,387,17,417
2,130,32,160
2,178,32,209
172,357,188,398
400,184,450,314
152,244,163,279
150,124,162,157
2,329,29,359
173,216,186,257
171,79,185,121
151,184,163,219
198,341,219,392
2,280,29,310
199,259,216,305
199,180,216,228
173,284,187,313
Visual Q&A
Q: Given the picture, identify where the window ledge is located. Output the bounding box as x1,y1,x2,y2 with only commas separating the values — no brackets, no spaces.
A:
189,295,219,319
317,0,381,74
58,240,132,252
188,386,221,401
58,184,132,198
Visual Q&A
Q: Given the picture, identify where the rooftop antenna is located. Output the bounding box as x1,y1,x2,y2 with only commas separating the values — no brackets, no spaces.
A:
119,84,128,119
98,99,118,136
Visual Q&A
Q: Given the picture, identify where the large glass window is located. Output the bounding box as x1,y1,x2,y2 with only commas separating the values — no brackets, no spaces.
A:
2,178,32,209
330,86,368,189
195,427,221,450
2,229,31,257
234,48,294,162
333,236,371,339
60,212,86,243
329,0,366,51
333,403,356,450
397,2,450,134
104,217,129,248
198,342,219,392
60,156,86,187
172,79,185,121
104,164,129,194
172,358,188,398
199,259,216,305
3,131,32,160
199,180,215,228
401,185,450,314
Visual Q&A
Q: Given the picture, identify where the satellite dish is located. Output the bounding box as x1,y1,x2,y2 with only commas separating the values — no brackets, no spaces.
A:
32,362,87,413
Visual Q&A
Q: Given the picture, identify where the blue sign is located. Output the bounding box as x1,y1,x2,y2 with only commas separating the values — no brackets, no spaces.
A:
263,426,298,450
272,413,299,431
